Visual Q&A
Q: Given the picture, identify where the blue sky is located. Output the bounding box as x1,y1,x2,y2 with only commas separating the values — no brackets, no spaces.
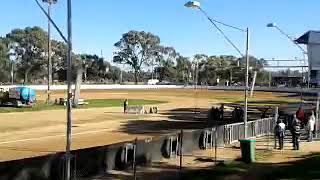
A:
1,0,319,65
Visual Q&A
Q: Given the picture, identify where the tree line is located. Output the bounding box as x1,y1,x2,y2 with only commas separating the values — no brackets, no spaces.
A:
0,27,269,85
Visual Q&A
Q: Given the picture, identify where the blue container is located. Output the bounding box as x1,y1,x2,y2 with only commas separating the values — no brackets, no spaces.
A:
13,87,36,102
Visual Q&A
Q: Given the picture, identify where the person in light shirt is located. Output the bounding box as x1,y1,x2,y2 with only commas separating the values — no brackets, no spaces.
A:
274,120,286,150
307,111,316,142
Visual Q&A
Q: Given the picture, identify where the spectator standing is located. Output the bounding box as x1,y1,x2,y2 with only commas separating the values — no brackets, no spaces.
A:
123,99,128,114
307,111,316,142
291,115,301,150
274,120,286,150
296,106,305,126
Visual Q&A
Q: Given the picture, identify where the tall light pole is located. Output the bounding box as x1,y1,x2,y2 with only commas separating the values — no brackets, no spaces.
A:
185,1,250,138
65,0,73,179
34,0,72,179
267,23,309,88
42,0,57,104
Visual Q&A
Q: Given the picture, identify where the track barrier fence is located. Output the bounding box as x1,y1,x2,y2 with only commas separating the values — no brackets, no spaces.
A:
0,116,277,180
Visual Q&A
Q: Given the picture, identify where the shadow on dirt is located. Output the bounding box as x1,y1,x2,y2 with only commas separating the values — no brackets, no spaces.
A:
101,152,320,180
118,107,233,135
118,104,273,135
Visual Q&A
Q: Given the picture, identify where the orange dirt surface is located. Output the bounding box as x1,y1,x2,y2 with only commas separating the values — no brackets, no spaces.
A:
0,89,291,162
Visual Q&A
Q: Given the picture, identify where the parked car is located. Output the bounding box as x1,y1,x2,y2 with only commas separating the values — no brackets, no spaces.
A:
147,79,159,85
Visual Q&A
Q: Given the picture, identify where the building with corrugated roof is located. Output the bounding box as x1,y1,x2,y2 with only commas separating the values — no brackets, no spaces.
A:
296,31,320,86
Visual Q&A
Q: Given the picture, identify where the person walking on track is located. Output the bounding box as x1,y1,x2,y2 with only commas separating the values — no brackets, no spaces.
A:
291,114,301,150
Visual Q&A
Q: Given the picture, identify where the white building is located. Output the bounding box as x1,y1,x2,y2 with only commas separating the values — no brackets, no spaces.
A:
296,31,320,86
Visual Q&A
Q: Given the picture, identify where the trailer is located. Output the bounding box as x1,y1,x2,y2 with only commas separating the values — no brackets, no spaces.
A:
0,87,36,107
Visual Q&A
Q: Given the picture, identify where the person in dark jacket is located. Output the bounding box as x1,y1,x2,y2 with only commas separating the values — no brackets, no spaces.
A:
219,104,224,121
274,120,286,150
296,106,305,126
291,114,301,150
123,99,128,114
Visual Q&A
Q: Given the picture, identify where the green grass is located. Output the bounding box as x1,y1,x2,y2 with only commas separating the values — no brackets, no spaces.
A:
0,99,166,113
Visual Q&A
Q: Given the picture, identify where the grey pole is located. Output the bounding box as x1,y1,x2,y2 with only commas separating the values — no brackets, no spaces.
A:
185,2,249,138
244,28,250,138
47,2,52,104
65,0,73,179
305,53,310,88
316,94,319,139
179,129,183,170
195,60,199,89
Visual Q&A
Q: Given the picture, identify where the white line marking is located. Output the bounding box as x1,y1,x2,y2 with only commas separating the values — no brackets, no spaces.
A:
0,128,111,145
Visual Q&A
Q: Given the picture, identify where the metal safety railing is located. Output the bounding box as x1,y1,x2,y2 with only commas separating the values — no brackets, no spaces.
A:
224,117,275,144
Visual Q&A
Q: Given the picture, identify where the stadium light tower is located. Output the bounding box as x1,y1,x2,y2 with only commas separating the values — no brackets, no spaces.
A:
267,23,307,54
267,22,309,88
42,0,57,104
185,1,250,138
35,0,73,179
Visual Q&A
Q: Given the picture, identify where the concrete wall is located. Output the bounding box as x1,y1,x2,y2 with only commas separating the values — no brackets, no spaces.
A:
0,84,183,91
0,153,65,180
0,130,219,180
1,84,319,94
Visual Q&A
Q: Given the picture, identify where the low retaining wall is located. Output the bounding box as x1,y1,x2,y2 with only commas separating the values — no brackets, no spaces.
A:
0,84,182,91
2,84,319,94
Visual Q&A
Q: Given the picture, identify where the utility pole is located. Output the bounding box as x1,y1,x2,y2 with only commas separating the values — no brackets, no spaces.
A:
42,0,56,104
47,2,52,104
34,0,71,179
185,1,250,138
244,28,250,138
65,0,73,179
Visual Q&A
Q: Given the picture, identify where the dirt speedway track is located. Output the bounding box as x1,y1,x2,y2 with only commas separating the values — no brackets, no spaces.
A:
0,89,294,162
